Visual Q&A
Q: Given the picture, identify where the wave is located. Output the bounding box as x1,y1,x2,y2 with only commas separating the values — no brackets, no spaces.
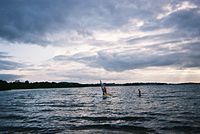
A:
72,116,155,121
0,115,26,120
0,126,63,133
70,124,155,133
161,126,200,133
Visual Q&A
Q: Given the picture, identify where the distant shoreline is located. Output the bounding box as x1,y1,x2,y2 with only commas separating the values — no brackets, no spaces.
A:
0,80,199,91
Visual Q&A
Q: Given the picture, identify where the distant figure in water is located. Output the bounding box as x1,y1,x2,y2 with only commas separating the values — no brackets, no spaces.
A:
138,89,141,97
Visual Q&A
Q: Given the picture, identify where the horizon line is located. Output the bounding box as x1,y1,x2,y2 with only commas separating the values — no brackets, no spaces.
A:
1,79,199,85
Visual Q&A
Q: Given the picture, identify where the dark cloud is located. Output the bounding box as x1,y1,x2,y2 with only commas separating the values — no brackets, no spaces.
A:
0,0,199,46
126,32,182,45
0,0,170,45
0,60,22,70
0,52,12,58
0,0,73,45
0,52,23,70
0,74,22,81
96,42,200,71
163,9,200,35
142,4,200,36
53,41,200,71
1,0,199,76
42,0,200,72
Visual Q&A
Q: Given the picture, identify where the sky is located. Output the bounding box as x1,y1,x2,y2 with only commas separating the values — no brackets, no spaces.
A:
0,0,200,83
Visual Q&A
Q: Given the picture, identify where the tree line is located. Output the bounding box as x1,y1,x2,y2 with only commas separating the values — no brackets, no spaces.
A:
0,80,199,90
0,80,97,90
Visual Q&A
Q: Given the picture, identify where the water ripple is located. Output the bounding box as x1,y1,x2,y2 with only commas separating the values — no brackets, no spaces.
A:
0,85,199,133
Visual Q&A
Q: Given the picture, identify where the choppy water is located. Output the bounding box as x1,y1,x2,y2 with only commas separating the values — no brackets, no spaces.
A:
0,85,200,134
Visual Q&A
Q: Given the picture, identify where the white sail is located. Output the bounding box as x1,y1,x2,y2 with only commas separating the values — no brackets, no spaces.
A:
100,80,105,91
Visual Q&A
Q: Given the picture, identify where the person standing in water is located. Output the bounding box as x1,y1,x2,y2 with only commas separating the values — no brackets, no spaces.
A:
138,89,141,97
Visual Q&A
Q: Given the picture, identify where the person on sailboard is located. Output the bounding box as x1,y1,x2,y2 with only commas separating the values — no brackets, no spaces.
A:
102,83,107,95
100,80,108,95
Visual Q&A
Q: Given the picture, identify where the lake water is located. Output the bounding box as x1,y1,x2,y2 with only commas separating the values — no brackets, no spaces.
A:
0,85,200,133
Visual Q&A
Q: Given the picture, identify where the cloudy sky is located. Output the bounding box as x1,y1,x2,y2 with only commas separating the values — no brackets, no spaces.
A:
0,0,200,83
